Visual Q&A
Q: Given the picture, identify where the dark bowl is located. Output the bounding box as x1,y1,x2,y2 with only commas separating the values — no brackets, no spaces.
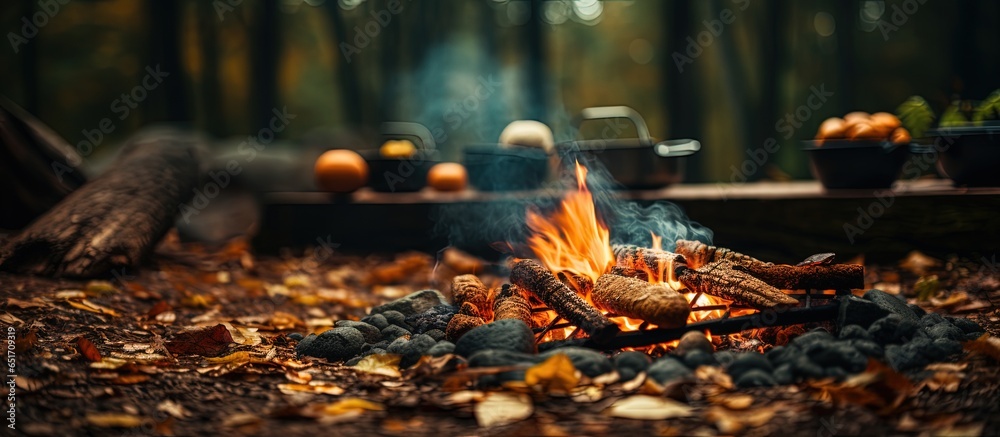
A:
462,144,549,191
926,125,1000,186
360,149,438,192
801,140,910,189
557,138,699,189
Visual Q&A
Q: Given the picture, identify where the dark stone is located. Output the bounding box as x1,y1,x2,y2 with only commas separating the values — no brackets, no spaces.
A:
765,345,798,367
801,338,837,358
863,289,919,323
542,347,613,378
386,337,410,354
370,290,448,317
824,366,848,380
808,342,867,373
773,363,795,385
675,331,714,356
468,349,541,368
895,319,920,343
683,350,718,369
790,355,825,379
790,329,835,349
361,314,389,330
848,339,884,358
714,351,738,367
362,341,389,352
927,338,962,357
454,319,535,357
908,304,927,317
287,333,304,341
479,370,527,387
919,313,947,328
838,296,890,329
405,304,458,334
345,356,363,366
381,311,412,331
424,329,446,342
838,325,873,341
614,352,652,382
965,332,985,341
427,341,455,357
296,333,316,351
295,327,365,362
885,343,929,371
868,314,904,345
947,317,984,334
907,337,933,357
735,369,777,388
335,320,381,343
727,353,774,379
927,322,965,342
648,357,692,384
380,325,411,341
397,334,438,367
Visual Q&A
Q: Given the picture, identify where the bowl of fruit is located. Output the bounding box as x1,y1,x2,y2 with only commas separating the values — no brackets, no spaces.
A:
802,112,914,189
915,90,1000,186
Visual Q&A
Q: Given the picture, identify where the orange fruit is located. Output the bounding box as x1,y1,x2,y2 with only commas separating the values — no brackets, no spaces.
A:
890,127,911,145
816,117,847,141
427,163,468,192
315,149,368,193
847,122,882,141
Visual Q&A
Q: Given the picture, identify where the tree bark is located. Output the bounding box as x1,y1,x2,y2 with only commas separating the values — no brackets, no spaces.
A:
0,128,202,277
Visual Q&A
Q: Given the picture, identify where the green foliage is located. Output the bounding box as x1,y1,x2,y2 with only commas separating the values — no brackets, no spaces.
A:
972,89,1000,124
895,96,935,137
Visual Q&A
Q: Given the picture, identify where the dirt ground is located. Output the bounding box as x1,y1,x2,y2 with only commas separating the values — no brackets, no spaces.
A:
2,238,999,436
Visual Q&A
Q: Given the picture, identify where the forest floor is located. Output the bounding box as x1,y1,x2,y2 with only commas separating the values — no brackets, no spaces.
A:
2,236,999,436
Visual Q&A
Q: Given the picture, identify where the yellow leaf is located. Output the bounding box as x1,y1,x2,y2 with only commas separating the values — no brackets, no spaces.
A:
351,354,402,377
605,395,692,420
85,280,118,296
964,334,1000,362
206,351,251,364
321,398,384,416
475,392,533,428
278,381,345,396
65,299,120,317
524,353,580,394
86,413,145,428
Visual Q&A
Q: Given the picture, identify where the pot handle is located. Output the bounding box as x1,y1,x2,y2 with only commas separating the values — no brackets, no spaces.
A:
571,106,652,142
380,121,436,150
654,139,701,157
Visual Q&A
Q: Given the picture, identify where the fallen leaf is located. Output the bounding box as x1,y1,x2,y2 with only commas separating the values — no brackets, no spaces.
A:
224,324,262,346
4,297,47,309
111,374,151,385
166,324,234,356
278,381,345,396
899,251,940,275
204,351,251,364
930,291,969,309
605,395,692,420
86,413,145,428
712,394,754,410
147,301,172,318
15,329,38,353
0,313,24,325
351,354,402,378
319,398,384,416
65,299,120,317
76,337,102,362
963,334,1000,362
475,392,533,427
524,353,580,394
85,280,118,296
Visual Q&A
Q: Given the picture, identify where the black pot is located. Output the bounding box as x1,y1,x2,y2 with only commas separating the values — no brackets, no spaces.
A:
801,140,911,189
557,106,700,189
926,125,1000,186
462,144,549,191
363,122,439,192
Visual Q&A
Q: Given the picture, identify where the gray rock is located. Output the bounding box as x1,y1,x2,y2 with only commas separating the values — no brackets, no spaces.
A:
405,304,458,334
790,355,825,379
919,312,947,328
927,338,962,357
398,334,438,367
683,350,717,369
965,332,985,341
907,336,933,357
386,337,410,354
335,320,381,343
542,347,613,378
295,327,365,362
614,352,652,382
868,314,904,345
791,329,835,349
288,333,304,341
838,296,890,329
863,289,919,323
773,363,795,385
727,353,774,379
468,349,542,368
838,325,873,341
885,343,929,371
765,345,798,367
424,329,446,342
454,319,535,357
824,366,848,380
848,339,884,358
675,331,714,356
362,341,389,352
380,325,411,341
808,342,867,373
427,341,455,357
927,322,964,342
946,317,984,334
735,369,777,388
370,290,449,317
648,357,692,384
908,304,927,317
714,351,738,367
381,311,412,330
361,314,389,330
895,318,920,343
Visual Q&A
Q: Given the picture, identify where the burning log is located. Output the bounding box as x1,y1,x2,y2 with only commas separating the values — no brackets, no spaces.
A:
675,240,864,290
492,284,533,328
677,261,799,309
457,301,482,318
451,274,493,321
510,259,620,344
592,274,690,328
613,245,686,281
445,314,485,342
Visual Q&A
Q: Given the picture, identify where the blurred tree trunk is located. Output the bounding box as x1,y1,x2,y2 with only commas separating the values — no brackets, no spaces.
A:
251,0,280,130
197,1,225,137
147,1,187,122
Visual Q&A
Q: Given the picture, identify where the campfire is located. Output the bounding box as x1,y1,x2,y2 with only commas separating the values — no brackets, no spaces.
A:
448,163,865,352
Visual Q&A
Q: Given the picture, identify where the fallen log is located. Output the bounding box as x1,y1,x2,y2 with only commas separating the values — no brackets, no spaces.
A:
0,128,202,277
492,284,533,328
613,245,687,283
592,274,689,328
509,259,619,344
675,240,864,290
676,261,799,309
